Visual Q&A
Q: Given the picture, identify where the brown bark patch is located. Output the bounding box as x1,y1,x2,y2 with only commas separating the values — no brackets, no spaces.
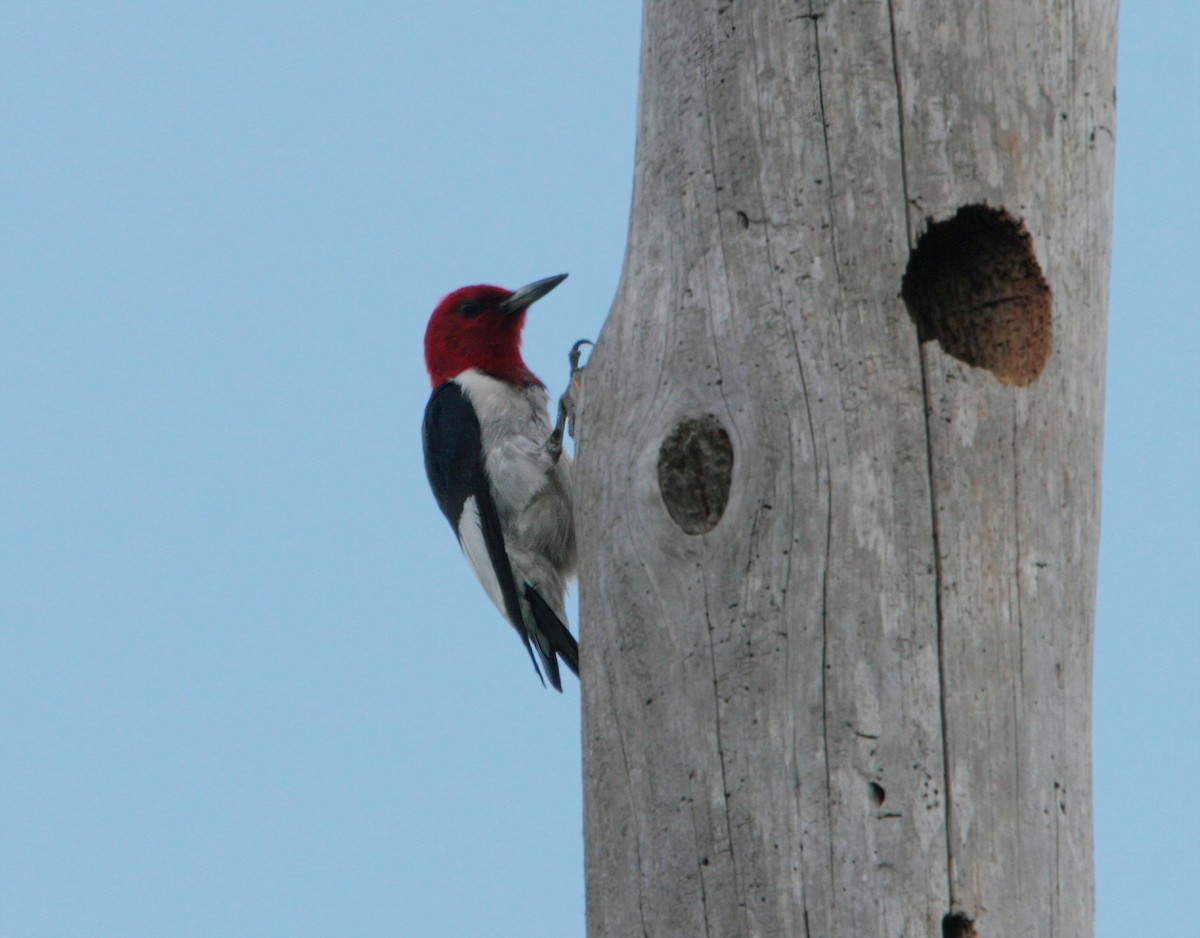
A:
657,414,733,534
902,204,1052,386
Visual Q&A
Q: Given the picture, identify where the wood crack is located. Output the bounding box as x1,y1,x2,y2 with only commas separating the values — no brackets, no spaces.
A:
694,805,715,938
919,337,957,912
886,0,915,245
888,0,957,909
702,576,743,929
808,4,844,282
697,29,738,440
819,438,837,912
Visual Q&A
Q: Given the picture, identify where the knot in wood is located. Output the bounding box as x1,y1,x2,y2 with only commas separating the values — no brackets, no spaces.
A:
656,414,733,535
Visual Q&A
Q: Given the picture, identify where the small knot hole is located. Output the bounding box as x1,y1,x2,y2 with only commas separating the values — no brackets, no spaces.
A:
942,911,977,938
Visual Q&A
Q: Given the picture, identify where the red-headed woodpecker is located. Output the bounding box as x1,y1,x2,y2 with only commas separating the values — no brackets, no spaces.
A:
422,274,579,689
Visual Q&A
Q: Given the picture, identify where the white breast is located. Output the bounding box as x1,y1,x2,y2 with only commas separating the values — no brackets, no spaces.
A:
454,368,575,583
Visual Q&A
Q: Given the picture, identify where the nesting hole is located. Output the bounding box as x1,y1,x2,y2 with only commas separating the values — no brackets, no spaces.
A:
902,204,1052,386
942,911,977,938
657,414,733,534
868,782,886,807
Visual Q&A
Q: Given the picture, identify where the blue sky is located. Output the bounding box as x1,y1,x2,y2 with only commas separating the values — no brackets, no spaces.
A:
1,3,1194,937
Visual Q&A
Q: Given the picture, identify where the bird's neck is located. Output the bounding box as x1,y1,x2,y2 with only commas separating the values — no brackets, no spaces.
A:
428,340,541,388
469,360,542,389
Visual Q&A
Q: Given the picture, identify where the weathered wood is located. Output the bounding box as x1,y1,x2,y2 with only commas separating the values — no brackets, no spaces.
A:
575,1,1115,936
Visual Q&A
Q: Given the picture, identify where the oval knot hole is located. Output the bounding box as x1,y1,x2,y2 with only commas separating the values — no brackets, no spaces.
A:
901,204,1052,386
942,911,977,938
657,414,733,534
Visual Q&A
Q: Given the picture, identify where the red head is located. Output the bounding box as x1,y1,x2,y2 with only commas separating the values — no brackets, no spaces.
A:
423,274,567,388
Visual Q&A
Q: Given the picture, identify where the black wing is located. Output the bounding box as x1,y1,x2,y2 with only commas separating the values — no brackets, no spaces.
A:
422,382,544,683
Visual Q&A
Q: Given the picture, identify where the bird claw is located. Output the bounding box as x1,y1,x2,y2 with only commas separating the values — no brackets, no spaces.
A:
549,339,593,460
567,338,591,374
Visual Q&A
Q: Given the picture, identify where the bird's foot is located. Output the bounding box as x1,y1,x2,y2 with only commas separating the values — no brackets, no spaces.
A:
548,339,593,461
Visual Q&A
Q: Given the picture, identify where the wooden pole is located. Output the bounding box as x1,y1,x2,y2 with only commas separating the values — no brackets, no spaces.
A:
575,1,1116,936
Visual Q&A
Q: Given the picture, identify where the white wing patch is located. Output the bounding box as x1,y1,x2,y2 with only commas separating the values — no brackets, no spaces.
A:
456,495,510,624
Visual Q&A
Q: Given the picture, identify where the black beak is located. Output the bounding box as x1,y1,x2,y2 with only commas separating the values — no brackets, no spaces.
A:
498,273,568,314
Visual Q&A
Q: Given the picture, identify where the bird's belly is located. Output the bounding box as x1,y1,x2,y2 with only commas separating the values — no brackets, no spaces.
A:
487,445,575,574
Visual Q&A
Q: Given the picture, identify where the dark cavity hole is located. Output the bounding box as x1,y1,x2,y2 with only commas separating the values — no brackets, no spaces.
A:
942,911,977,938
902,204,1052,386
869,782,886,807
657,414,734,534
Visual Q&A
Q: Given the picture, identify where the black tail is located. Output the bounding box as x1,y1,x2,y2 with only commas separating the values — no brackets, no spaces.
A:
524,585,580,691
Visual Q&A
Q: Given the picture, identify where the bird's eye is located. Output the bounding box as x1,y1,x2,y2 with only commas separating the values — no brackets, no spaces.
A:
458,300,482,316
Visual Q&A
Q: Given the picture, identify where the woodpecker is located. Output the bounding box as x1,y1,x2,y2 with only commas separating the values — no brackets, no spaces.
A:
422,274,579,689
